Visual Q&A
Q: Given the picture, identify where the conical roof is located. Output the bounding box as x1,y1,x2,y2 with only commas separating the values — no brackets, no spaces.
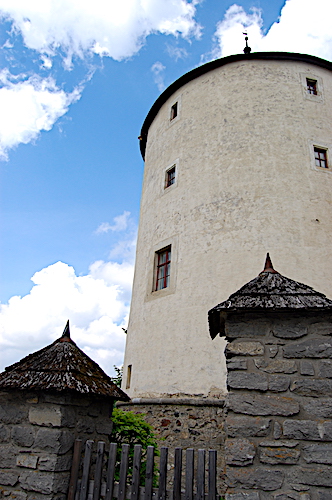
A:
209,254,332,339
0,321,129,401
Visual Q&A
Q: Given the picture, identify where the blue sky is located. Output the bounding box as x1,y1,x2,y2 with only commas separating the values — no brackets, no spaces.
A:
0,0,331,374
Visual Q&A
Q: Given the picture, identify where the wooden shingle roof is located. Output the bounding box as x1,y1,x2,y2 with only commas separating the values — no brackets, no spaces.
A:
0,321,129,401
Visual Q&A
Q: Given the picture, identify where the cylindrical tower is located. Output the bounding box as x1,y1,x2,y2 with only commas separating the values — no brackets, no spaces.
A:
123,52,332,398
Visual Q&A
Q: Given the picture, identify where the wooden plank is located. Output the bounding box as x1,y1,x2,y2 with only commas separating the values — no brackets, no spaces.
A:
196,450,205,500
208,450,217,500
67,438,82,500
79,440,94,500
144,446,154,500
158,447,168,500
105,443,117,500
93,441,105,500
185,449,194,500
131,444,142,500
118,444,130,500
173,447,182,500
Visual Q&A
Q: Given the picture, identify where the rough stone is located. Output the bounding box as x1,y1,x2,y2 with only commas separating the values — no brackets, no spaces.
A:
226,317,270,338
293,466,332,487
225,493,260,500
268,375,290,392
302,398,332,418
319,360,332,378
259,441,298,447
302,444,332,464
226,467,284,491
308,320,332,336
227,358,248,370
34,429,74,454
254,359,297,374
95,420,114,435
0,446,17,468
29,406,62,427
12,426,35,447
226,417,271,438
300,361,315,376
226,342,264,357
19,472,53,494
0,404,26,424
283,339,332,358
228,373,268,391
272,324,307,339
227,394,300,416
3,491,27,500
38,455,72,472
225,439,256,466
16,454,38,469
283,420,323,440
273,422,282,439
274,494,309,500
317,491,332,500
259,447,300,465
0,424,10,443
268,346,279,358
0,470,19,486
290,379,332,397
76,417,95,434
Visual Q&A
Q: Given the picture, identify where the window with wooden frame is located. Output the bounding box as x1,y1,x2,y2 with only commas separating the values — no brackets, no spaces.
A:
165,165,176,188
307,78,317,95
155,246,171,291
314,147,328,169
170,102,178,121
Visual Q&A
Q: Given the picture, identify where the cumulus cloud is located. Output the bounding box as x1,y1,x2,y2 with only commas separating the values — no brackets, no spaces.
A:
0,258,134,375
211,0,332,61
0,70,81,160
95,211,131,234
151,61,166,91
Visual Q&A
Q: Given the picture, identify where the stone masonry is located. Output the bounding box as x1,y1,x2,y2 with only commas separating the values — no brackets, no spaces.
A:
224,311,332,500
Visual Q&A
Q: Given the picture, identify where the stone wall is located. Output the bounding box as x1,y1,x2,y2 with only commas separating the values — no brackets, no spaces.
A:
118,398,227,492
224,311,332,500
0,389,114,500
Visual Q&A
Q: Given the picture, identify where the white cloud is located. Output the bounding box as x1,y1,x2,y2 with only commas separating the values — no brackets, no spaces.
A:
211,0,332,62
0,258,134,376
166,44,188,61
95,211,131,234
151,61,166,91
0,70,80,160
0,0,201,67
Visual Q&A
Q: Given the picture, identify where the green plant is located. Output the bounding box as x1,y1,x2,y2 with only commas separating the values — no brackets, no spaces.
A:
111,408,159,485
111,365,123,388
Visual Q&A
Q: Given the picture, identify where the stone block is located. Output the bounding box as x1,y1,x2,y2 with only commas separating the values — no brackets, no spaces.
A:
0,424,10,443
259,447,300,465
3,490,27,500
76,417,95,434
226,317,270,338
34,429,74,454
254,359,297,374
225,493,260,500
225,439,256,466
303,444,332,464
272,324,307,339
268,346,279,358
12,426,35,447
226,467,284,491
308,319,332,336
228,373,268,391
317,491,332,500
273,422,282,439
29,406,62,427
283,339,332,358
259,440,298,447
96,420,114,435
227,394,300,416
16,454,38,469
226,342,264,357
0,404,26,424
319,360,332,378
0,446,17,468
302,398,332,418
268,375,290,392
274,494,309,500
283,420,322,440
300,361,315,376
19,471,53,494
38,455,72,472
293,466,332,487
290,379,332,397
226,416,271,438
0,470,19,486
227,358,248,370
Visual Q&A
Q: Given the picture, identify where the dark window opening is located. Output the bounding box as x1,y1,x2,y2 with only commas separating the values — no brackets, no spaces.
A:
155,246,171,291
307,78,317,95
165,165,176,188
314,147,328,169
126,365,132,389
170,102,178,120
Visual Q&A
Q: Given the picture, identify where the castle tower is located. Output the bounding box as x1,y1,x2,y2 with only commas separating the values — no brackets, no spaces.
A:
122,52,332,399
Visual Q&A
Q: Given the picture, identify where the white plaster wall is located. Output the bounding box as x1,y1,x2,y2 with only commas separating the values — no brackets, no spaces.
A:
123,58,332,398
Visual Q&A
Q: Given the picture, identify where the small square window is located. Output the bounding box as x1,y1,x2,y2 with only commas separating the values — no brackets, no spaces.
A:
126,365,132,389
165,165,176,188
170,102,178,120
155,246,171,291
307,78,317,95
314,147,328,169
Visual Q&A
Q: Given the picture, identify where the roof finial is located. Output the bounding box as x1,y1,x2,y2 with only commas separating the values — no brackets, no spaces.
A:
243,32,251,54
60,320,71,342
261,253,278,274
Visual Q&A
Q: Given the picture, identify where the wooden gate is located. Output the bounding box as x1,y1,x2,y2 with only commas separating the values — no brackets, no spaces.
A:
67,440,218,500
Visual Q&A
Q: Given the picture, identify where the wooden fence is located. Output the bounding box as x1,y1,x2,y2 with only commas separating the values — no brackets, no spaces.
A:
67,440,218,500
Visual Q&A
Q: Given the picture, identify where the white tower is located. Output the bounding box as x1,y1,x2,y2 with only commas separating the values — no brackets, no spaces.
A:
123,52,332,399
